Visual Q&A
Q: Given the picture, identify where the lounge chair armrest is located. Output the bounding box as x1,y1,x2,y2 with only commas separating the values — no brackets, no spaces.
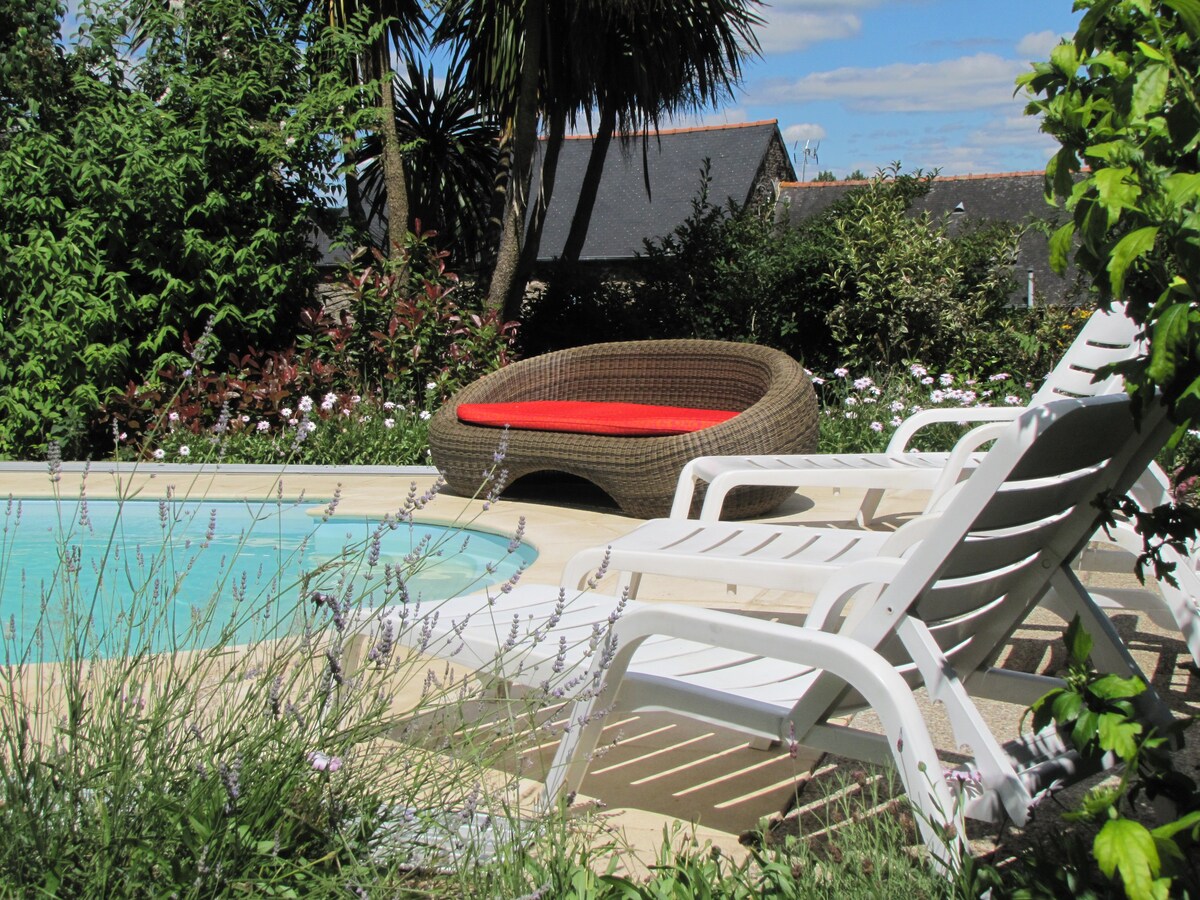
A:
805,557,906,632
886,407,1021,454
924,421,1012,509
580,601,959,857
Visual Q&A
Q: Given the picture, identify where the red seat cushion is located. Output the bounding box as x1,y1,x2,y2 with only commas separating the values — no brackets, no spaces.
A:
456,400,739,436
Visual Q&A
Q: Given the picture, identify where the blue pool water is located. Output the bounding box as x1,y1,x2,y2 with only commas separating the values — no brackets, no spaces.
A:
0,497,536,661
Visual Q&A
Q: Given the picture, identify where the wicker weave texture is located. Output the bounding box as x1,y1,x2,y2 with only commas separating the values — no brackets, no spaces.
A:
429,339,818,518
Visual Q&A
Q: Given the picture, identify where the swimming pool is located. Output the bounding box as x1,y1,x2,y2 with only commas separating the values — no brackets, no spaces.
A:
0,497,536,661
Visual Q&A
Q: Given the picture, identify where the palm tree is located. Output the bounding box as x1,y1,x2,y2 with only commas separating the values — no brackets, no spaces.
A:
322,0,426,257
359,56,500,266
559,0,763,264
437,0,762,321
434,0,543,318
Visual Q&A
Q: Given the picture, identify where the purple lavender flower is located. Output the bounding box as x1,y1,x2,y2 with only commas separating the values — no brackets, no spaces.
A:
46,441,62,483
218,755,242,813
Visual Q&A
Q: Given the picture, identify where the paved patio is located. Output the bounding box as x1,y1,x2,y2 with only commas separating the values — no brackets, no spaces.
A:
2,462,1196,869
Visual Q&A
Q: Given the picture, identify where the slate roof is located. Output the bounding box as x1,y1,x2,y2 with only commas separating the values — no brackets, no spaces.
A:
777,172,1083,306
535,120,794,262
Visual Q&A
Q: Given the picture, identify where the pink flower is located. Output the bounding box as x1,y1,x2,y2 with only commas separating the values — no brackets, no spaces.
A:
308,751,343,773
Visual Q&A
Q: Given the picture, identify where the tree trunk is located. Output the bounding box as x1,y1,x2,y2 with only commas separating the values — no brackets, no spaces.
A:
561,102,616,263
374,37,410,259
343,135,365,233
517,107,565,287
486,0,544,321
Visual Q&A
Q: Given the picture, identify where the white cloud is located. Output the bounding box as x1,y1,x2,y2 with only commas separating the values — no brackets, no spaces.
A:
760,53,1028,112
850,114,1058,176
783,122,828,143
753,11,861,53
1016,30,1069,60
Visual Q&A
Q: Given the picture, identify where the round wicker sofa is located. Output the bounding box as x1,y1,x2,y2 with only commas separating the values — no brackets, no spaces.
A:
428,339,819,519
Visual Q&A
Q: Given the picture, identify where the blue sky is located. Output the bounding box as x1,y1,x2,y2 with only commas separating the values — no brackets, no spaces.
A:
690,0,1083,179
59,0,1080,180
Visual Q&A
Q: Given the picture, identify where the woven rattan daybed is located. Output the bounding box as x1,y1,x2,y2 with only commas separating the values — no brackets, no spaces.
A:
428,339,818,518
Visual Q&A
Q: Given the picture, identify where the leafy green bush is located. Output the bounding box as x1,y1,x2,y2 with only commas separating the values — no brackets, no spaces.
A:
313,227,519,408
1020,0,1200,423
1019,618,1200,900
529,163,1042,376
822,168,1021,371
0,0,365,459
106,233,516,465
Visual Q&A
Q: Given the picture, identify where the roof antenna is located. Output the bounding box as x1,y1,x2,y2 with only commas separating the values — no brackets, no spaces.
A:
801,140,820,181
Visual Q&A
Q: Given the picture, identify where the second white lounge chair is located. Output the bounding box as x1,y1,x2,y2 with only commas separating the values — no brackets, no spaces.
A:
664,305,1200,667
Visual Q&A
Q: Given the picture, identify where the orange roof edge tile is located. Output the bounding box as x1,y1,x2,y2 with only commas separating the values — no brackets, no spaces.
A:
550,119,780,142
779,170,1049,188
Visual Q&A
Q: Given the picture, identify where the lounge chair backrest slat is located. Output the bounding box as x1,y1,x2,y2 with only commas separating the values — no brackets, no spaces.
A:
1031,304,1142,404
852,396,1158,646
789,394,1170,722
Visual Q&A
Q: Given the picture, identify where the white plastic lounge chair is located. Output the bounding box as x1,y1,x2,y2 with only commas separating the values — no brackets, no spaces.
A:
671,303,1142,524
665,305,1200,667
360,395,1175,860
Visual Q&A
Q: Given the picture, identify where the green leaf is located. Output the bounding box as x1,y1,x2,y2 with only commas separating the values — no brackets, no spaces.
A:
1092,167,1141,227
1097,712,1143,761
1165,0,1200,38
1164,172,1200,206
1131,62,1169,120
1051,41,1081,78
1073,709,1101,748
1136,41,1166,62
1108,226,1159,296
1066,616,1093,665
1051,689,1083,723
1151,809,1200,841
1050,222,1077,275
1094,818,1160,899
1148,302,1193,384
1087,140,1130,162
1087,673,1148,700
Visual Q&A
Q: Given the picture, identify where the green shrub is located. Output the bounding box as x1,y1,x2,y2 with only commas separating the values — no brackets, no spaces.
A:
0,0,366,459
822,168,1021,372
105,234,516,465
537,163,1031,376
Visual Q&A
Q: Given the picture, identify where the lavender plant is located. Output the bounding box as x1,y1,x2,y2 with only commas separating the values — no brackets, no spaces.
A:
0,403,621,897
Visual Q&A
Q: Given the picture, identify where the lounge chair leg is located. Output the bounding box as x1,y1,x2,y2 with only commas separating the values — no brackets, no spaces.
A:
856,488,885,527
747,736,777,751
